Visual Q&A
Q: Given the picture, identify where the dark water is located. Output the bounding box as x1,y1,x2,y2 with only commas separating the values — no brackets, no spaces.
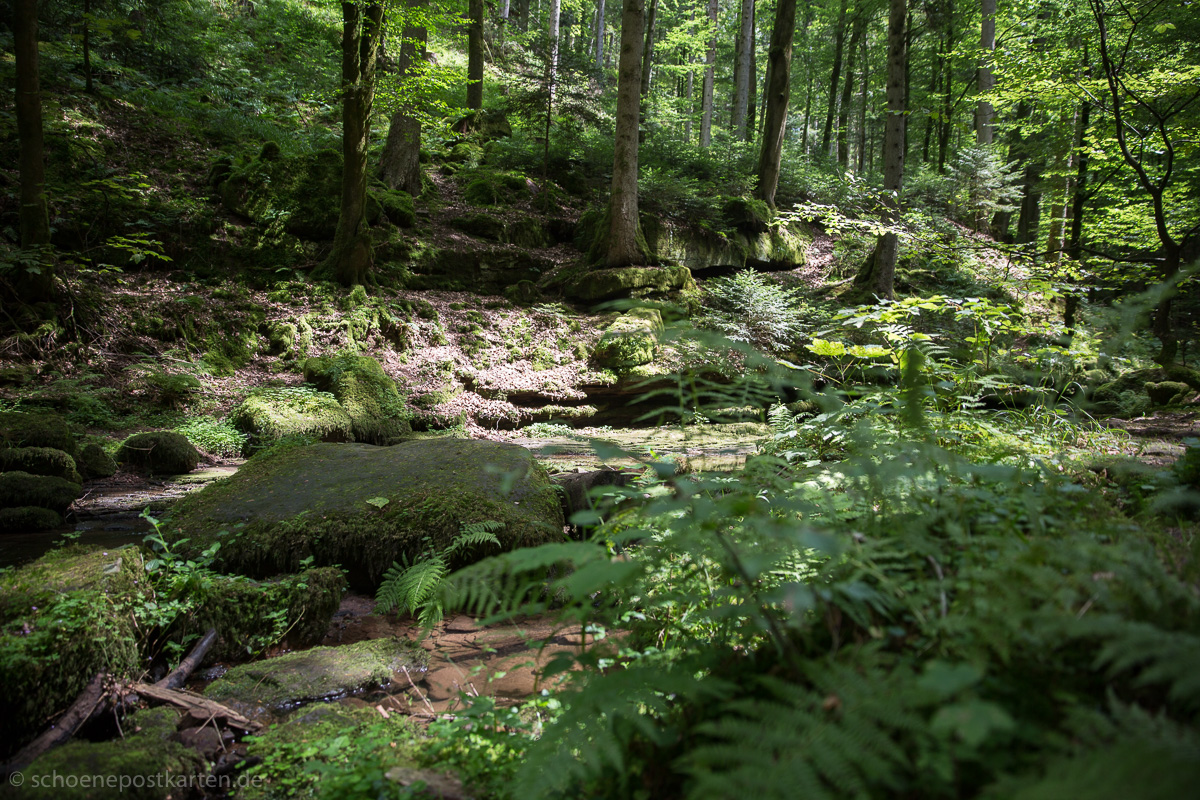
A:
0,513,154,569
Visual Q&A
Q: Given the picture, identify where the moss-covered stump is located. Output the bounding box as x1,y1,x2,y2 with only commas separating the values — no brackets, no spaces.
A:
117,432,201,475
0,446,81,482
302,354,411,445
17,707,206,800
77,442,119,480
0,411,76,455
593,308,663,370
231,387,354,453
0,546,143,754
205,638,424,713
567,265,696,303
165,440,565,589
0,505,64,532
0,470,83,515
180,568,346,662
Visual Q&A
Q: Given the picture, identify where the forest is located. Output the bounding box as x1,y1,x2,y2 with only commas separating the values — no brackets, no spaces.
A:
1,0,1199,797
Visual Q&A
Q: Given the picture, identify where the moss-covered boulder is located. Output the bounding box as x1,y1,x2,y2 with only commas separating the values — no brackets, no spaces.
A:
205,638,424,713
1146,381,1194,406
77,442,118,480
231,386,355,453
0,505,64,532
0,411,75,455
17,707,206,799
1093,366,1200,404
374,187,416,228
0,446,80,482
0,470,83,514
449,212,506,240
165,440,565,589
302,354,411,445
182,567,346,662
593,308,663,370
0,546,144,753
116,432,201,475
567,265,697,303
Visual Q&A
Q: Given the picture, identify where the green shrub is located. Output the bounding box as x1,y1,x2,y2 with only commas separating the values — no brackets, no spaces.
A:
697,270,807,353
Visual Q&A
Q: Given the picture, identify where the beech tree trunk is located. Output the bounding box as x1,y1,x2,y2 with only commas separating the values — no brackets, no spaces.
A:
604,0,647,268
820,0,849,157
837,12,867,168
595,0,607,71
379,0,427,196
699,0,717,147
976,0,996,144
755,0,797,208
322,1,385,287
467,0,484,109
855,0,906,300
14,0,54,303
640,0,657,99
731,0,754,140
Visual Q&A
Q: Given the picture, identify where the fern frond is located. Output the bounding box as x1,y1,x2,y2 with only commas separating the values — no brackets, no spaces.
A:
445,521,503,558
1085,616,1200,713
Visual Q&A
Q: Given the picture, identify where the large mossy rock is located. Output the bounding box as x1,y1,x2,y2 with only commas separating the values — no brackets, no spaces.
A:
17,707,206,799
0,470,83,514
1093,366,1200,404
0,546,143,753
567,265,696,303
231,386,355,453
0,505,64,532
0,445,80,482
593,308,663,370
116,431,201,475
641,214,809,275
165,440,565,589
0,410,76,455
204,638,424,713
76,442,118,479
302,354,411,445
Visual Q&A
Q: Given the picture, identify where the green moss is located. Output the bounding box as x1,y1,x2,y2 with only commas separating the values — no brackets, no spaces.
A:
76,443,118,479
373,188,417,228
231,386,354,453
0,505,64,532
178,567,346,662
450,212,506,240
592,309,664,371
1146,381,1192,406
568,266,696,303
302,354,411,445
505,217,551,249
0,470,82,514
205,638,425,711
117,432,200,475
0,411,76,456
722,195,772,234
0,547,144,752
1093,366,1200,403
17,707,205,799
165,441,565,589
0,446,80,482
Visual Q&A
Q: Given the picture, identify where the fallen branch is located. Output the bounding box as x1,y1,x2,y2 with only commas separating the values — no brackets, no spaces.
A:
131,682,260,733
156,628,218,690
1,672,107,776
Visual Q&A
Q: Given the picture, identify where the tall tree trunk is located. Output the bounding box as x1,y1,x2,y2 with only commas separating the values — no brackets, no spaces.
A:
731,0,754,140
322,1,385,287
856,26,869,172
820,0,849,157
83,0,93,93
467,0,484,109
755,0,797,208
595,0,607,71
14,0,54,303
837,12,867,168
640,0,658,98
379,0,427,196
855,0,906,300
699,0,718,147
748,1,758,138
545,0,562,181
604,0,648,267
976,0,996,144
937,13,953,172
